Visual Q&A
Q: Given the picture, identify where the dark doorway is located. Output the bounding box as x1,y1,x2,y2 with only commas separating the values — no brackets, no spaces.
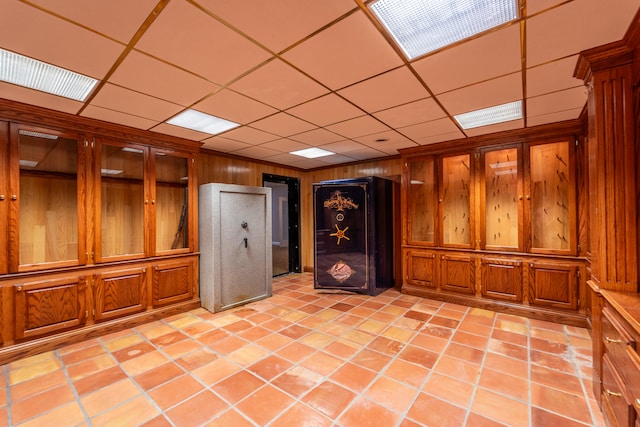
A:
263,174,301,276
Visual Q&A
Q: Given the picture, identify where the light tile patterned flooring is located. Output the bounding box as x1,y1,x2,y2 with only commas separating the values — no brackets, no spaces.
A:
0,273,605,427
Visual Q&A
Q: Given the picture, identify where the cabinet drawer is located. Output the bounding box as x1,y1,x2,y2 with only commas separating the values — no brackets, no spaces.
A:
603,308,640,401
602,354,635,427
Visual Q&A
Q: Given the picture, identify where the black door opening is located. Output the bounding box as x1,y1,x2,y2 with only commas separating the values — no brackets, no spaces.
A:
263,174,301,276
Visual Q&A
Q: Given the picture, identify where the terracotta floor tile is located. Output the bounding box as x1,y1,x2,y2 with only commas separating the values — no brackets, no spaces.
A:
256,332,293,351
191,358,241,386
341,329,376,346
357,319,388,335
270,402,332,427
530,383,592,423
205,335,248,355
276,341,316,363
433,355,481,383
381,325,415,343
299,331,334,350
422,372,474,408
148,374,204,410
147,330,188,349
367,336,405,356
197,328,230,348
211,370,266,404
11,384,76,424
530,363,585,396
300,351,343,376
488,338,529,361
323,339,360,359
112,341,157,364
162,338,205,360
444,342,486,364
530,336,569,354
466,412,510,426
73,365,128,396
478,367,529,401
91,395,159,426
60,343,106,366
204,409,254,427
398,345,439,369
18,402,86,427
531,406,591,427
247,355,293,381
407,392,467,427
140,415,173,427
421,324,454,340
365,376,418,413
302,381,356,419
236,384,295,425
483,352,529,379
339,397,401,427
452,330,490,350
271,365,323,397
80,378,140,417
120,351,170,377
102,333,145,352
530,349,577,374
8,356,61,386
351,348,392,371
472,388,529,427
492,328,529,347
66,353,116,381
330,362,377,393
134,362,184,391
226,344,269,366
9,369,68,402
384,358,430,388
429,316,460,329
165,390,228,426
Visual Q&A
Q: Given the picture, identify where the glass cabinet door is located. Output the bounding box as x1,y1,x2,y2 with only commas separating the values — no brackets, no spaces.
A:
528,141,573,253
407,158,436,244
98,142,145,259
12,126,84,270
154,151,189,252
441,153,472,247
483,147,521,250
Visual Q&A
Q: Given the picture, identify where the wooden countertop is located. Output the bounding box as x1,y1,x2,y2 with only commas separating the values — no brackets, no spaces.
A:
600,288,640,335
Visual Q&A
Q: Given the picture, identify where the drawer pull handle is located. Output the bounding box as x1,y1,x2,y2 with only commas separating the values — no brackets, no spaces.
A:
604,336,623,344
605,389,623,398
636,398,640,409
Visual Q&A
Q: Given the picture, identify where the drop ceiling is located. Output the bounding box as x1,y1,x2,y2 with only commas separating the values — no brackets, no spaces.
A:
0,0,638,169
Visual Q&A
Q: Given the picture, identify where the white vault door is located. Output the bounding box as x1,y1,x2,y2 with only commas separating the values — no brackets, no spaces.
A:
199,183,272,312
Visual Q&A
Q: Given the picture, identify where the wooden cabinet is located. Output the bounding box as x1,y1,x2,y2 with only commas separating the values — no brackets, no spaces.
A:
401,137,584,324
94,267,147,322
14,276,87,340
0,109,201,364
594,295,640,427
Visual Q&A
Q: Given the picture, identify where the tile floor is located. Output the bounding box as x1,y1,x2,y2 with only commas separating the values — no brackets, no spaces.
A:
0,273,605,427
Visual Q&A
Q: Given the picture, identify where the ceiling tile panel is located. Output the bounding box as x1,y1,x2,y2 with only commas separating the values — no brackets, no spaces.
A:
282,11,404,90
258,138,310,153
25,0,158,44
316,153,360,165
339,148,387,161
354,129,416,152
326,115,392,139
286,94,364,126
527,86,587,117
89,83,184,122
0,1,125,78
150,122,213,141
193,89,277,125
0,82,82,115
201,136,251,152
250,112,316,136
526,0,640,67
81,104,158,130
218,126,279,145
230,59,329,110
373,98,447,129
135,0,272,84
398,118,461,141
234,145,281,160
193,0,355,53
337,66,430,112
319,140,370,153
436,73,523,115
413,25,522,95
526,107,584,127
527,0,569,16
290,128,345,145
109,51,219,106
414,130,466,146
526,56,582,97
464,119,524,137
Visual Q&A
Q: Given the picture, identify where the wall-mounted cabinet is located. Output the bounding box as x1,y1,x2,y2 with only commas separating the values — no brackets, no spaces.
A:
0,116,200,364
401,137,586,325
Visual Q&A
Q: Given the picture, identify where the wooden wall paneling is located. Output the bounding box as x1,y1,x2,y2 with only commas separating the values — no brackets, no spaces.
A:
0,121,7,274
576,134,590,257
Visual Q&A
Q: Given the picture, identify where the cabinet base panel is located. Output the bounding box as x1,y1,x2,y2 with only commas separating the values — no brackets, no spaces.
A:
0,299,201,365
401,284,587,327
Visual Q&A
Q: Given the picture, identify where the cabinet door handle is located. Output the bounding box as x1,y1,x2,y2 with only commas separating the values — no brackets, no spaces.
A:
605,389,623,398
525,195,530,200
604,336,623,344
11,194,17,201
635,398,640,409
0,194,4,200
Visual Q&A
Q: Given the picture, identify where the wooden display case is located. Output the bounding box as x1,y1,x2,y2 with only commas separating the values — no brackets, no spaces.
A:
400,136,586,325
0,108,200,364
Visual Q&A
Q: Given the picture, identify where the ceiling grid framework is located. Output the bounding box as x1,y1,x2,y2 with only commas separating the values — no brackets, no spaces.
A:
0,0,639,169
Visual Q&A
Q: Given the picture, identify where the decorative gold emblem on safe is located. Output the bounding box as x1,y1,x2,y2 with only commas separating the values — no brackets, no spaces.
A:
330,224,350,245
328,261,355,283
324,191,359,211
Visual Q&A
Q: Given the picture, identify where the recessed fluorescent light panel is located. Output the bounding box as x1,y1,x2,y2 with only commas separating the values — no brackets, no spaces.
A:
290,147,335,159
369,0,518,59
454,100,523,130
0,48,98,101
166,109,239,135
